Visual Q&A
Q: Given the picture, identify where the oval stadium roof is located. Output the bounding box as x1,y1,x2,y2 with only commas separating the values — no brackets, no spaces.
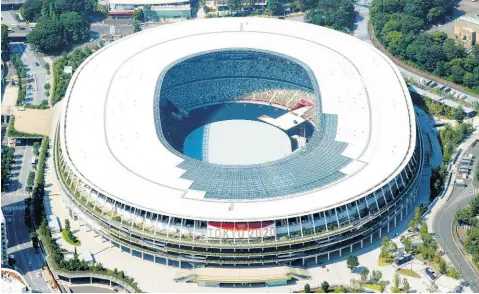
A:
60,18,416,221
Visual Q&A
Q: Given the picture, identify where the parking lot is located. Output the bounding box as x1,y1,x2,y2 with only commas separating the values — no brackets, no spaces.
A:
9,43,49,105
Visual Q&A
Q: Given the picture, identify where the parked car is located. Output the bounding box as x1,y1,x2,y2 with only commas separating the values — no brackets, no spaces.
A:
395,254,413,266
425,267,438,281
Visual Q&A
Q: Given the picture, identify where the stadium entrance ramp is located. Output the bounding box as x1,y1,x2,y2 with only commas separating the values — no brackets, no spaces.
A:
174,266,310,287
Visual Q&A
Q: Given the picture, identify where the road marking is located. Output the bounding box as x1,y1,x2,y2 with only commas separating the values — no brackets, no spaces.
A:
2,205,26,211
437,190,479,291
446,185,477,210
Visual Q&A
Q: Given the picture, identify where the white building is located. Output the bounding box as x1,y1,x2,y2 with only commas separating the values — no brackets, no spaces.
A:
1,269,30,293
108,0,191,20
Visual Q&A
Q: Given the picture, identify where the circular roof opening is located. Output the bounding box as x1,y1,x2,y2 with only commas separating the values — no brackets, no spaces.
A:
156,49,318,166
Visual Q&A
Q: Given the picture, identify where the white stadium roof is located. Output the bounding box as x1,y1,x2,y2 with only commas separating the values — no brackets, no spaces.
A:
60,18,416,221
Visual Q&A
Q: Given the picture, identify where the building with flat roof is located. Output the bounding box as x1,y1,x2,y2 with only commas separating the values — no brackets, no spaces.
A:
55,18,424,268
454,16,479,49
1,268,30,293
108,0,190,20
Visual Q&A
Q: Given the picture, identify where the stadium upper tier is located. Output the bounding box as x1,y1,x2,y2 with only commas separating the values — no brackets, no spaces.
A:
60,18,416,221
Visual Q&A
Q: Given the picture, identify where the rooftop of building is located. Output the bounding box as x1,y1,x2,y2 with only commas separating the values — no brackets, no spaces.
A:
60,18,416,221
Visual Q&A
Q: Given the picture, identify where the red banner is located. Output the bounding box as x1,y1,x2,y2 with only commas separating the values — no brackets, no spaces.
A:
207,221,276,239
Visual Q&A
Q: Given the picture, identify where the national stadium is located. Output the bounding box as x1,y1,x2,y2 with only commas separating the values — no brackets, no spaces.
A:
54,18,424,270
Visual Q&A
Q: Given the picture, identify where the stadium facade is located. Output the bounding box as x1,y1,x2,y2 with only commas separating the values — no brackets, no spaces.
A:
55,18,424,268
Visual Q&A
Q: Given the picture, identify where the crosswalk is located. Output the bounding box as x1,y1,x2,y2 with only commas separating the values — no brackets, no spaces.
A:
2,205,26,212
32,285,51,293
2,191,29,197
451,185,478,206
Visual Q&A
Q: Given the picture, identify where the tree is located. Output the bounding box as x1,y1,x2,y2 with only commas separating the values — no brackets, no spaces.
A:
304,283,311,293
347,255,359,271
471,196,479,216
389,241,398,252
379,281,387,293
402,237,413,253
370,270,382,283
426,7,444,24
307,0,355,32
321,281,329,293
54,0,89,14
30,232,39,248
427,281,438,293
65,218,71,231
27,16,64,53
33,141,41,156
403,277,410,293
360,269,369,283
267,0,282,16
59,12,90,45
348,279,364,293
438,259,448,274
1,25,9,61
21,0,44,22
447,266,460,279
8,255,16,267
420,222,429,237
132,9,144,21
26,171,35,192
133,21,141,33
393,272,401,289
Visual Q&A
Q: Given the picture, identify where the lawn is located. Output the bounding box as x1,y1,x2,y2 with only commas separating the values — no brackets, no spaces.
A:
297,287,344,293
62,229,81,246
363,283,383,291
378,257,393,266
397,268,420,278
312,287,344,293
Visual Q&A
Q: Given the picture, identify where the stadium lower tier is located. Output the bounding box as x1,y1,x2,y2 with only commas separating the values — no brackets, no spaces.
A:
54,123,424,267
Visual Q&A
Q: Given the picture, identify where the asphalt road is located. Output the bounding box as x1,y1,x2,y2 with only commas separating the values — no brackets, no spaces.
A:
433,142,479,292
9,43,48,105
5,144,34,192
2,143,51,292
4,205,51,293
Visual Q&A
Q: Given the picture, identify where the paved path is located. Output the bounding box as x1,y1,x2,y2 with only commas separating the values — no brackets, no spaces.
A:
432,136,479,292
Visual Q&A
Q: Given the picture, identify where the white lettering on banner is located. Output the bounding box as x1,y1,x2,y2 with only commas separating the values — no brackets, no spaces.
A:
206,224,276,239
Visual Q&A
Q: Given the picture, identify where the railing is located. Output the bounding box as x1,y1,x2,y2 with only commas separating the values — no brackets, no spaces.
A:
39,235,140,293
53,121,424,263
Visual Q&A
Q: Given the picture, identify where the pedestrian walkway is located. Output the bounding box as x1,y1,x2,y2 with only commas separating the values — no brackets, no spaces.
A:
2,205,26,212
2,191,29,197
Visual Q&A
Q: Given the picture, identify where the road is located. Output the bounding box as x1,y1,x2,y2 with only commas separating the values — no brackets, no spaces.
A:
433,141,479,292
352,0,479,289
352,0,479,106
9,43,49,105
1,142,51,293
